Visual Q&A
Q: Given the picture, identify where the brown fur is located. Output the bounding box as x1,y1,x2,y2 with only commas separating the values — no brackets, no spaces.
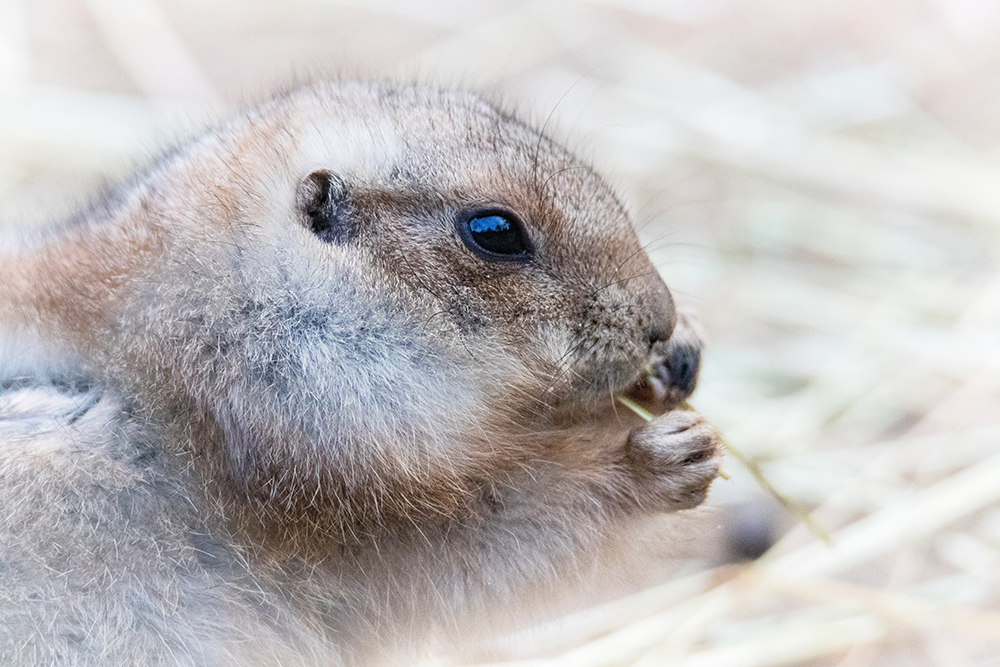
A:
0,81,720,665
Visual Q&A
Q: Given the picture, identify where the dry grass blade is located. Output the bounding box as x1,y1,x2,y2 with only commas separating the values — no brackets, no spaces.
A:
763,449,1000,581
769,575,1000,642
615,395,656,422
660,614,887,667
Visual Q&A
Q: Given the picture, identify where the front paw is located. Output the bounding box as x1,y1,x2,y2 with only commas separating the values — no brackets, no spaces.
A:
625,410,721,512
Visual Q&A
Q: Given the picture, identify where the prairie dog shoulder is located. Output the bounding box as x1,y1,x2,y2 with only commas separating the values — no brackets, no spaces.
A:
0,81,720,665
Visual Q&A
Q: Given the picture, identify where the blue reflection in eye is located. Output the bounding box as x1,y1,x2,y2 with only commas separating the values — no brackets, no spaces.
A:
466,213,529,256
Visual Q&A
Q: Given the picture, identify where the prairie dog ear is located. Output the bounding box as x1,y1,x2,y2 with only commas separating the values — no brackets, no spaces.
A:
297,169,353,245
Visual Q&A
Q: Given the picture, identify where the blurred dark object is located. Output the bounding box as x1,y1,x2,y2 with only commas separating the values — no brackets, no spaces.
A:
722,497,782,562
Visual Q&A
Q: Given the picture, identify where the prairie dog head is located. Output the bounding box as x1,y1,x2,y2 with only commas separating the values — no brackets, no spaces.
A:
73,82,699,520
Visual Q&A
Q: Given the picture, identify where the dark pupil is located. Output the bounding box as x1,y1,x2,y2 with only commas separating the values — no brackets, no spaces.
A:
468,215,527,255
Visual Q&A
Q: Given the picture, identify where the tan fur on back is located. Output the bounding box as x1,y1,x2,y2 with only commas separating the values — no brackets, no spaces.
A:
0,81,720,665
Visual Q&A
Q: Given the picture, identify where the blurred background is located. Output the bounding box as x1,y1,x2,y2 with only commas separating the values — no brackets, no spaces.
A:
2,0,1000,664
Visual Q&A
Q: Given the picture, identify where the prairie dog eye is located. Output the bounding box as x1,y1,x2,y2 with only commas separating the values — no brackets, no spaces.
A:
458,210,532,260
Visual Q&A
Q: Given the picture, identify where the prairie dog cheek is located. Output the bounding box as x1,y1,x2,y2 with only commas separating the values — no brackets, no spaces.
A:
535,324,576,378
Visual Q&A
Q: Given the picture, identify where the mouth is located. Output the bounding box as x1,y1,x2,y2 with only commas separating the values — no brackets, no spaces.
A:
619,337,702,417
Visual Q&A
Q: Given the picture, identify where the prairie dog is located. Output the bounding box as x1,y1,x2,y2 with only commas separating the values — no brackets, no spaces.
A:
0,81,720,665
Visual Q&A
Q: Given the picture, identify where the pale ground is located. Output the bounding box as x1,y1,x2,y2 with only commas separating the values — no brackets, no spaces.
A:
2,1,1000,665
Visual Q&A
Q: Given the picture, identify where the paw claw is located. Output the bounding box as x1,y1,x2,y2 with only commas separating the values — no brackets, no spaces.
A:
626,410,721,512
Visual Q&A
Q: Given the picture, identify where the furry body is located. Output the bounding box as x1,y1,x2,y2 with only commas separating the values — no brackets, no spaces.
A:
0,82,719,665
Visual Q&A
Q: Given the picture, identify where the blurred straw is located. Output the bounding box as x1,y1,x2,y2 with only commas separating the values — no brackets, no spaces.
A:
82,0,220,102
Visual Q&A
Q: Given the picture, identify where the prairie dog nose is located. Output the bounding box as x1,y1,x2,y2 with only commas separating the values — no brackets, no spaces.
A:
657,332,701,400
659,310,703,400
625,311,704,413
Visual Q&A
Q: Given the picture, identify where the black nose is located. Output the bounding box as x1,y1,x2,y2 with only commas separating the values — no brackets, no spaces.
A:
646,323,702,404
622,328,702,414
662,338,700,399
